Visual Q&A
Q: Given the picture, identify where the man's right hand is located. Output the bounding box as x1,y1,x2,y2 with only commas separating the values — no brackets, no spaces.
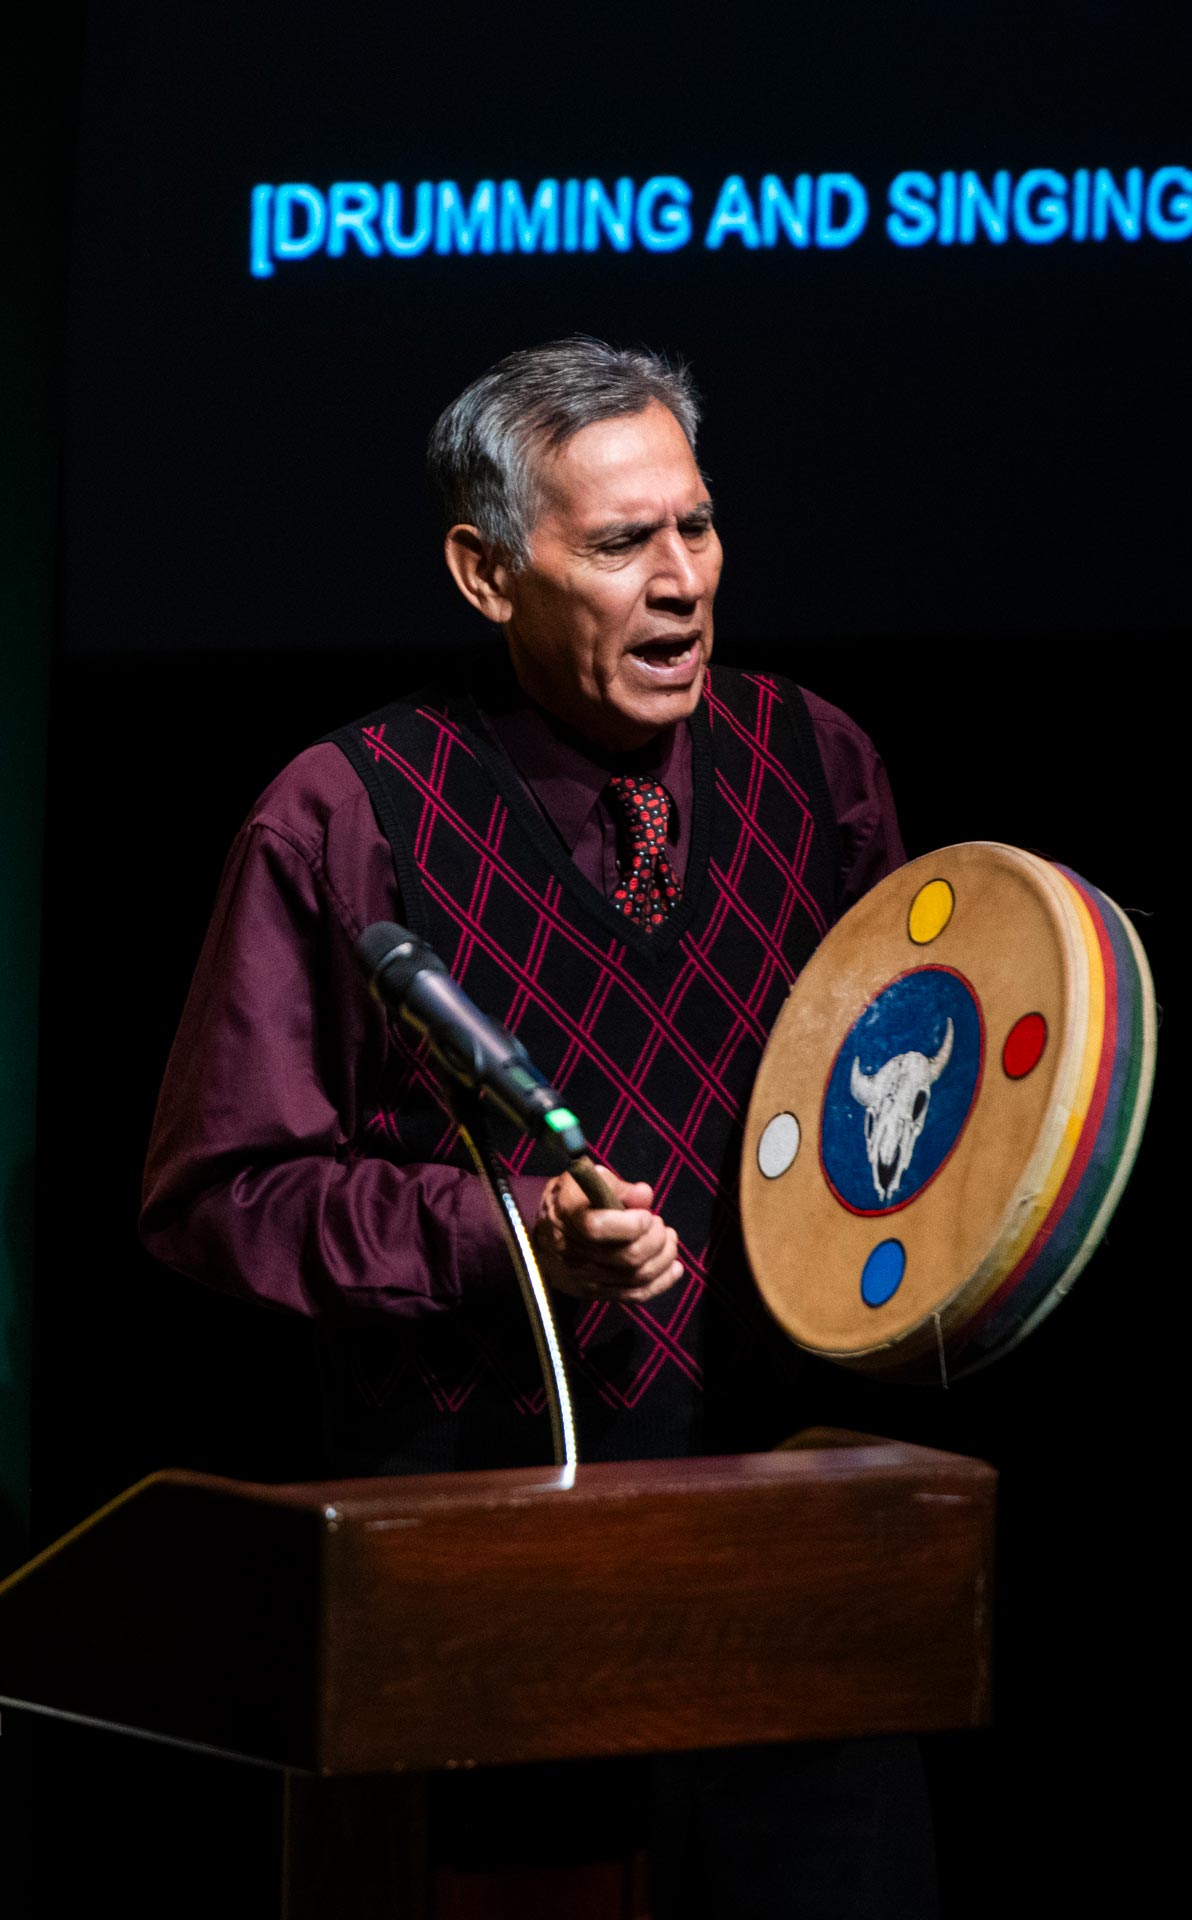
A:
532,1166,683,1304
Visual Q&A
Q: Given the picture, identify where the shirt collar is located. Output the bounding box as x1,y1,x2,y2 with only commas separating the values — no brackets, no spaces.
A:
480,669,690,855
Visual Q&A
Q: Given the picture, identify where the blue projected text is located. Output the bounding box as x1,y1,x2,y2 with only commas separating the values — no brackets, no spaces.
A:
249,166,1191,275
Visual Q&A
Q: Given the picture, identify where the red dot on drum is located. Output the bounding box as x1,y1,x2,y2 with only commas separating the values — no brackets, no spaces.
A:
1003,1012,1048,1079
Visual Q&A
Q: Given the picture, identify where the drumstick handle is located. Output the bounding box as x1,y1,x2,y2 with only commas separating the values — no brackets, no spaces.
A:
569,1154,624,1211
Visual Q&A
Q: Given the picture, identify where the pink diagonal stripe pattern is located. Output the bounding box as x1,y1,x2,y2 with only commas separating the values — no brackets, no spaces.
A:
348,667,835,1424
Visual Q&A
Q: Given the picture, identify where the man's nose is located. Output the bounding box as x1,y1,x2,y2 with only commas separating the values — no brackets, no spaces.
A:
649,529,703,604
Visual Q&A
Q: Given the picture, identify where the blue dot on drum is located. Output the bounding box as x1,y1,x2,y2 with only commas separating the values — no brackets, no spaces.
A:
861,1239,906,1308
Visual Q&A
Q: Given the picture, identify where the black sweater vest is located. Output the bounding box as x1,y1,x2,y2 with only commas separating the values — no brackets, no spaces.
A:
330,664,840,1472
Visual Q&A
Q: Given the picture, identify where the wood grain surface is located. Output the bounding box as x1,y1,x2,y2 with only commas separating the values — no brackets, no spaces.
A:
0,1437,994,1774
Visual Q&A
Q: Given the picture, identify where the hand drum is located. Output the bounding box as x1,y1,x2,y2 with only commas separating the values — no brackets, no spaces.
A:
741,843,1156,1382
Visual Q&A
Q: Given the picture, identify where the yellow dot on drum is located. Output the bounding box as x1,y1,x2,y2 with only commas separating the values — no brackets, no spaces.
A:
908,878,955,945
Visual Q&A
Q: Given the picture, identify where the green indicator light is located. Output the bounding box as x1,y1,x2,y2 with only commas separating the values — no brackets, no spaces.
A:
545,1108,580,1133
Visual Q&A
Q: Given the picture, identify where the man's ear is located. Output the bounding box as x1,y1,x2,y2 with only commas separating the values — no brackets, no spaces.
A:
444,525,515,625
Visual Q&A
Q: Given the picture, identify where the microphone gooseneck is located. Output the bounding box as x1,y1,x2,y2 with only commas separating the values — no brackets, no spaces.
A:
356,921,591,1471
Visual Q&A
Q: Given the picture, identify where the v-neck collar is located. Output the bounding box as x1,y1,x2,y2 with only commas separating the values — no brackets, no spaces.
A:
457,680,715,965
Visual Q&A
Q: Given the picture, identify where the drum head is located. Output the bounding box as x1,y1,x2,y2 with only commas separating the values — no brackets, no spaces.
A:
741,843,1155,1381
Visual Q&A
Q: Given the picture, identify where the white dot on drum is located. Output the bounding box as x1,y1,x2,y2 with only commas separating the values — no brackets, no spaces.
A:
758,1112,801,1179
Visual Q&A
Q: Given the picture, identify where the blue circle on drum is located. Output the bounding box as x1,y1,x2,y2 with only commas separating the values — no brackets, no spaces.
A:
821,966,984,1216
861,1239,906,1307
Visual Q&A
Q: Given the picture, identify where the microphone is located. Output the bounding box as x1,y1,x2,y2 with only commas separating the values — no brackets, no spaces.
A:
356,921,596,1174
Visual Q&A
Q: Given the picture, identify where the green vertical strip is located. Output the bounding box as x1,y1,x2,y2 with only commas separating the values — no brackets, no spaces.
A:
0,500,49,1573
0,310,55,1570
1,22,75,1575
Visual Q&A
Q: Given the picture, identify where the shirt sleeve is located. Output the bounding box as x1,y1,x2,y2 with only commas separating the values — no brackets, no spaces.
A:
139,756,547,1323
801,688,907,917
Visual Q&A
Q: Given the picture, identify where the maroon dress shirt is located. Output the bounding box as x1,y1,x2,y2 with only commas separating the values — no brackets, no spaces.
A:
140,683,905,1322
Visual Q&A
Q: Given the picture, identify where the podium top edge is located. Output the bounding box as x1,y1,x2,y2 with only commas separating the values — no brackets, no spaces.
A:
135,1434,994,1520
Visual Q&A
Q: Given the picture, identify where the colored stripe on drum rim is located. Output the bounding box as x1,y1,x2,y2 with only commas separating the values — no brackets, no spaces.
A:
954,871,1156,1373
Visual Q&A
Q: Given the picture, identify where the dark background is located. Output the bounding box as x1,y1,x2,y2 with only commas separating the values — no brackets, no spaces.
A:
12,1,1183,1913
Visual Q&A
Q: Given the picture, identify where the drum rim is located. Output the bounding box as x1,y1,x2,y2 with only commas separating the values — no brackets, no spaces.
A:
955,885,1157,1375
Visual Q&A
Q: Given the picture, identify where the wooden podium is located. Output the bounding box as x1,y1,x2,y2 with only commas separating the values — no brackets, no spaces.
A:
0,1433,994,1915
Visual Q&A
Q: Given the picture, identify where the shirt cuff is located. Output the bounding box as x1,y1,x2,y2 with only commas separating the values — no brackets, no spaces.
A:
453,1171,551,1290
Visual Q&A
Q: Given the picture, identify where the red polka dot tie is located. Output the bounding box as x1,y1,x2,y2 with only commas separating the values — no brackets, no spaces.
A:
606,775,683,931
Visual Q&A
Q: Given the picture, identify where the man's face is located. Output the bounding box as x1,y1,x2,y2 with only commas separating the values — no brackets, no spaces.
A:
502,401,722,753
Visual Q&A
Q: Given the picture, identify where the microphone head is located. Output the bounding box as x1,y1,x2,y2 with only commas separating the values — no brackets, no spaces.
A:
356,921,445,1004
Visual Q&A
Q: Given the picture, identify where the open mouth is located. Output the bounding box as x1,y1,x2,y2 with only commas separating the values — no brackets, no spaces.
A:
629,637,698,673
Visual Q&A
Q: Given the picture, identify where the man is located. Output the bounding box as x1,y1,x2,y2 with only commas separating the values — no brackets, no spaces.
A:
142,337,904,1476
141,339,929,1916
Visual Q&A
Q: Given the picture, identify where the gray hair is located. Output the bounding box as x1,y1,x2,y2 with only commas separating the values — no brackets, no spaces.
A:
427,337,701,571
